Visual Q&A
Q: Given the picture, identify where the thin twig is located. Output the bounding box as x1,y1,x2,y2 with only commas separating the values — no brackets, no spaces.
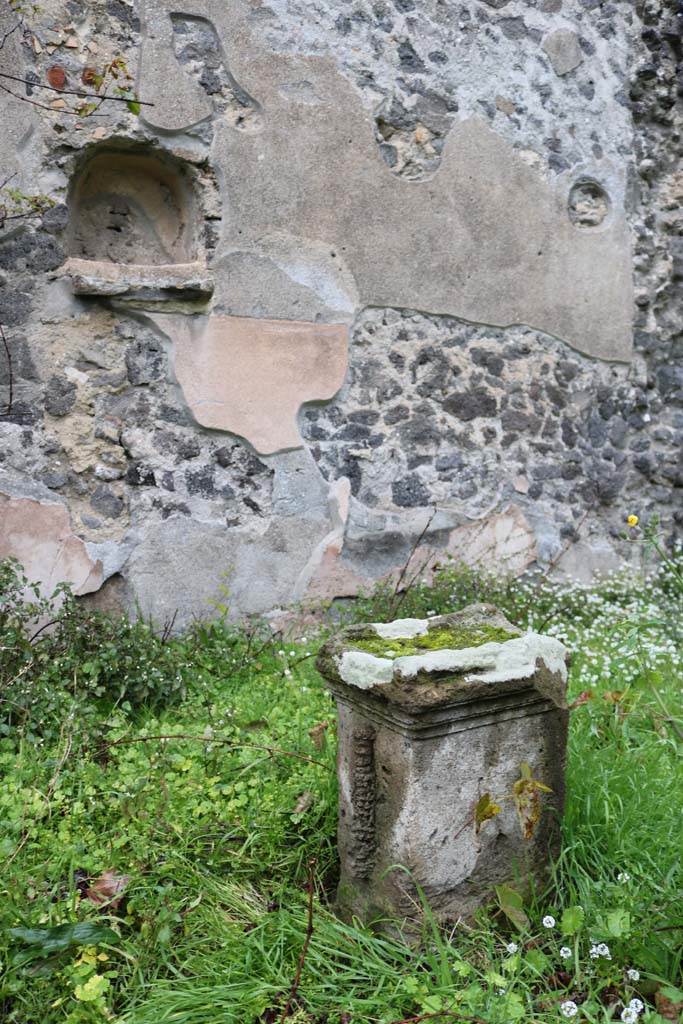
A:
392,506,436,600
280,859,316,1022
0,170,18,191
390,507,436,617
103,733,329,770
28,617,60,643
0,69,155,105
160,609,178,644
0,323,13,415
387,1011,485,1024
0,78,104,114
0,16,21,52
542,508,590,580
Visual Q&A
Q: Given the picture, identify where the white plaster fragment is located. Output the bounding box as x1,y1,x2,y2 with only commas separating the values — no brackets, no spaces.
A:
338,651,394,688
394,634,567,684
372,618,430,640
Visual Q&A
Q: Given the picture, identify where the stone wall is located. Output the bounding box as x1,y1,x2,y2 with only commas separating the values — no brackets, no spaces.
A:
0,0,680,626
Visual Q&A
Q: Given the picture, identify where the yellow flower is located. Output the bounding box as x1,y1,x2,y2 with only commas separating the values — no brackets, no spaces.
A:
627,514,639,528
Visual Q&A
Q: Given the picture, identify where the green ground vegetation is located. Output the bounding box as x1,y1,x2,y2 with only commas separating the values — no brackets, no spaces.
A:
0,550,681,1024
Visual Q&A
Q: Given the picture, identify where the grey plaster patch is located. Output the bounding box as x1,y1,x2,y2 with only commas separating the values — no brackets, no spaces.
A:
125,507,335,625
139,0,633,361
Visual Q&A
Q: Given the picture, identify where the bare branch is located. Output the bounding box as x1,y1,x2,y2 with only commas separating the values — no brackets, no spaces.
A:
0,77,107,114
0,69,155,106
279,859,317,1022
102,733,330,770
1,322,13,416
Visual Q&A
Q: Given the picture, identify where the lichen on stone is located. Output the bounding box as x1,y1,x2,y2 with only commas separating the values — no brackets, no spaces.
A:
351,624,518,659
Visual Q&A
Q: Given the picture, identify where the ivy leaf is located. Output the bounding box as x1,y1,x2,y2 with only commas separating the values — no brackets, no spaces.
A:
561,905,585,935
495,884,529,931
74,974,110,1002
475,792,502,834
10,922,118,957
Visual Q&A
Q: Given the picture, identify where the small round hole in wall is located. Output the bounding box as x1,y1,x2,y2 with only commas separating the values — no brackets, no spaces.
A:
567,179,610,229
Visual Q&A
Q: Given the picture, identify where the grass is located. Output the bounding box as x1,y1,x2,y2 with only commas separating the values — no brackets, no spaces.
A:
0,557,681,1024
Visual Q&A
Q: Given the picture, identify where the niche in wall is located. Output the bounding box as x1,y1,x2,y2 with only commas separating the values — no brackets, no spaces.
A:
63,145,214,303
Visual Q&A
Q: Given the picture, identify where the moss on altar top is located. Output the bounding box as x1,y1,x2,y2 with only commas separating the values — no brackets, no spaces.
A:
352,624,518,659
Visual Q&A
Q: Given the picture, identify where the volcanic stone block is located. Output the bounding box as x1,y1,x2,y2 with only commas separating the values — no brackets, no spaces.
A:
317,604,569,931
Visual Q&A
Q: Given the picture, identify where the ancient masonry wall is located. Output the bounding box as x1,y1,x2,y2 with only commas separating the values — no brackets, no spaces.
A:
0,0,680,625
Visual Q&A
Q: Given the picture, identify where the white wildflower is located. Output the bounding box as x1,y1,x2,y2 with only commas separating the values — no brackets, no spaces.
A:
560,1000,578,1018
618,872,631,883
506,942,519,954
590,945,600,959
621,1010,638,1024
597,943,611,959
629,998,644,1014
560,947,572,959
543,915,556,929
626,968,640,982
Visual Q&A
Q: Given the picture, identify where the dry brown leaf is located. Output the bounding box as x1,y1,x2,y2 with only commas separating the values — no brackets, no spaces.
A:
308,721,329,750
84,870,130,909
655,989,683,1021
512,762,552,840
47,65,66,90
292,791,314,816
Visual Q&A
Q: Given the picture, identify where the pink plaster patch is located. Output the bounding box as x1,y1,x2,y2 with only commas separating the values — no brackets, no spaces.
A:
172,315,348,455
0,494,103,597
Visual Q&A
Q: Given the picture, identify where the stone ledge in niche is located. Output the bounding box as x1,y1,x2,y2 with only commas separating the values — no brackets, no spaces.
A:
62,257,214,302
